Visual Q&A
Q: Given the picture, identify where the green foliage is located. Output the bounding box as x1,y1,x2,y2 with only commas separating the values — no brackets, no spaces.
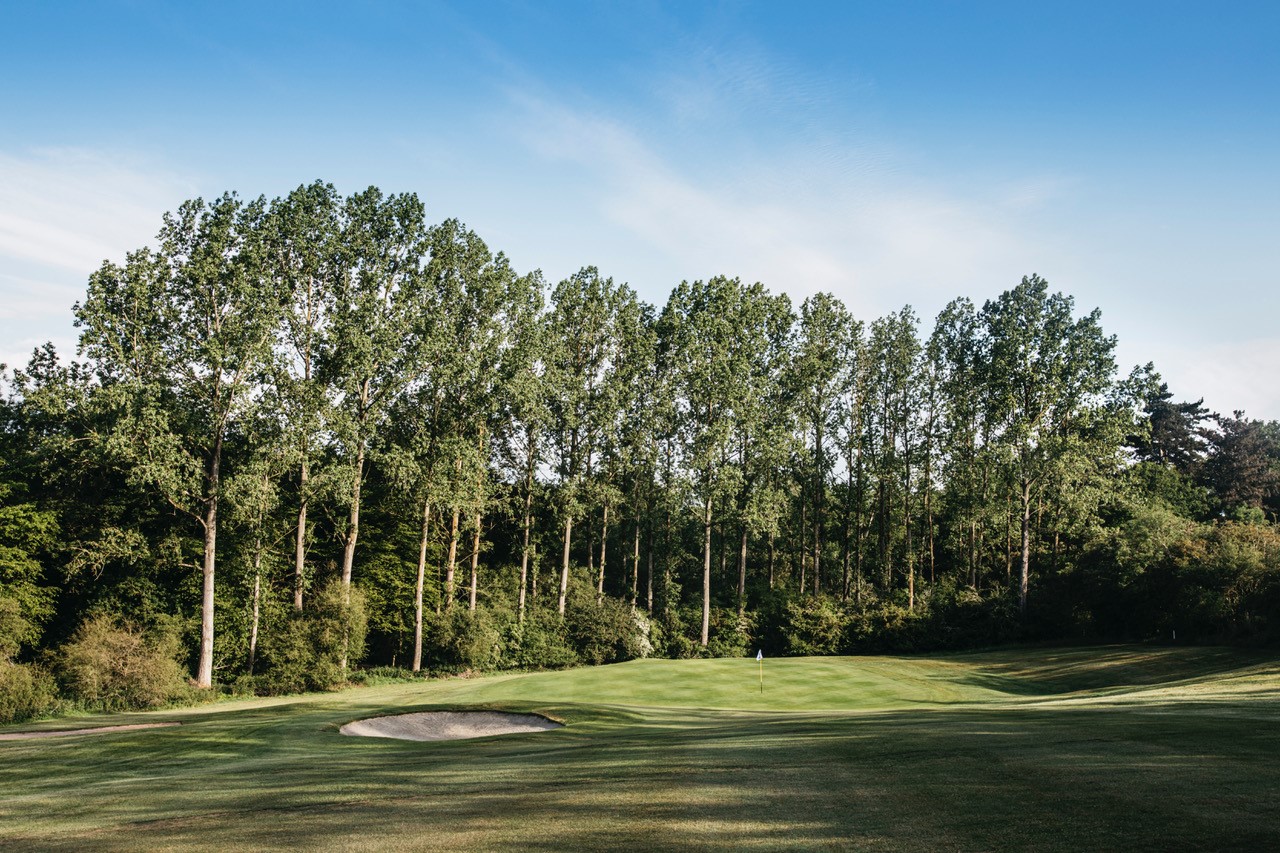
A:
56,614,190,712
0,482,57,655
423,606,505,672
253,580,367,694
705,608,753,658
564,578,647,665
505,612,579,670
0,594,34,660
11,180,1280,695
782,595,847,655
651,604,698,659
0,660,58,723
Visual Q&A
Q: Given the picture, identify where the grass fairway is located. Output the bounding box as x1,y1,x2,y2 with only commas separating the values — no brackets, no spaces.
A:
3,645,1279,851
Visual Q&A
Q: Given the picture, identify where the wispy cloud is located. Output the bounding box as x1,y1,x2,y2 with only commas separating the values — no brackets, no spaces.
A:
1143,336,1280,422
0,148,196,369
508,87,1059,322
0,148,196,273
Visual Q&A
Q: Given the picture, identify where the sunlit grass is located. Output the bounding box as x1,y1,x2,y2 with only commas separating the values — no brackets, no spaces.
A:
2,645,1278,851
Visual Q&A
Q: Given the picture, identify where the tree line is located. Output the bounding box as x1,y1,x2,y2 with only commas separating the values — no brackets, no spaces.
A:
3,181,1279,712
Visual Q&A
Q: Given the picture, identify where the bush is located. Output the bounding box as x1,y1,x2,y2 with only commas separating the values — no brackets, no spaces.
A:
506,613,579,670
706,608,753,658
564,586,646,665
57,615,189,711
423,607,505,672
253,580,367,694
652,605,697,659
783,596,848,655
350,666,419,684
0,595,35,660
0,660,58,724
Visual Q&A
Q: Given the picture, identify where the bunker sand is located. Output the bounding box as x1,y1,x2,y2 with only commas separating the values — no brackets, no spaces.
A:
339,710,562,741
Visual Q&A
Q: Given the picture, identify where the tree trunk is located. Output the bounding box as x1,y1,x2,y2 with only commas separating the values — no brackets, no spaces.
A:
558,515,573,617
341,444,365,590
646,530,654,612
196,436,221,690
469,512,482,611
338,443,364,675
814,418,824,596
631,519,640,607
813,516,820,596
1005,491,1014,580
842,460,852,601
877,480,889,592
904,449,913,612
799,496,807,594
470,431,487,612
719,524,728,595
248,547,262,675
768,529,776,589
663,503,672,616
445,506,460,611
295,456,307,612
854,451,865,604
737,524,748,616
969,519,978,589
923,447,936,584
701,495,712,647
412,501,431,671
1020,477,1032,614
597,504,609,600
518,479,533,623
530,541,538,606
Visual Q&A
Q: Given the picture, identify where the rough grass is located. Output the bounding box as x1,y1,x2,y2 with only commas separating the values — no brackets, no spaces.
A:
2,645,1278,851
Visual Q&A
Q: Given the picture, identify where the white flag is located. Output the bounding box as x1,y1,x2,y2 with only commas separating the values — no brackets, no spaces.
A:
756,650,763,661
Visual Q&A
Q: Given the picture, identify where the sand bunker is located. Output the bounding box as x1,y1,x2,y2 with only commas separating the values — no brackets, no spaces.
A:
0,722,180,741
340,711,562,742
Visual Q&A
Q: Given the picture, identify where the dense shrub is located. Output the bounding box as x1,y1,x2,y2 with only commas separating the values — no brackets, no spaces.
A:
253,580,367,694
424,606,505,671
783,595,847,655
652,604,698,659
505,613,579,670
706,608,753,658
0,594,35,660
0,660,58,723
57,615,189,711
565,587,646,665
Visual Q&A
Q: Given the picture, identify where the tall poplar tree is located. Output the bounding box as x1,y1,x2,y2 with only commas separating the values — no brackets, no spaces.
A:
791,293,851,595
547,268,617,616
325,189,430,603
979,275,1117,613
76,193,278,688
661,276,761,646
264,181,341,612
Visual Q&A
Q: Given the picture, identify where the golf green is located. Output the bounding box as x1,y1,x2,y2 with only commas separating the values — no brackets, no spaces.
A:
3,645,1278,851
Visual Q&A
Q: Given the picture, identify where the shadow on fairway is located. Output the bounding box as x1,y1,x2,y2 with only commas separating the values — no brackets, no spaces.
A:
11,692,1280,852
946,645,1275,696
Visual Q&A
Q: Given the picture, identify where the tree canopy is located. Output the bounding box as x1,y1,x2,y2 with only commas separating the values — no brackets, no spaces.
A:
3,182,1279,707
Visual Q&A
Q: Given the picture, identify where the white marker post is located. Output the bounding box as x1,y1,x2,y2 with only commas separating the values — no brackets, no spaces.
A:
757,649,763,694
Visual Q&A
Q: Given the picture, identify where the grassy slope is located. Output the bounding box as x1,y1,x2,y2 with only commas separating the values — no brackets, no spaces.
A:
2,645,1279,851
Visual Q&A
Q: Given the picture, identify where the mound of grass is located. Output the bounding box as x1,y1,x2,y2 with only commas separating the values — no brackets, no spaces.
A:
2,645,1278,851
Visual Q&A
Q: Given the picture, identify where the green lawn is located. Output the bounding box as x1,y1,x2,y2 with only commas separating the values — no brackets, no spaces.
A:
3,645,1279,851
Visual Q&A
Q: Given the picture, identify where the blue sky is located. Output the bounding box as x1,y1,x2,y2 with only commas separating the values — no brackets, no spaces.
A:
2,1,1278,417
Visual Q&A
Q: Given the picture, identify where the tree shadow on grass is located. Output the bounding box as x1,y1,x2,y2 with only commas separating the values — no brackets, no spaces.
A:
9,696,1280,852
946,645,1278,697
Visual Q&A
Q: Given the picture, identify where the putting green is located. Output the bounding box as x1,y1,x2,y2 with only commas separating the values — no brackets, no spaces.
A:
2,645,1278,851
